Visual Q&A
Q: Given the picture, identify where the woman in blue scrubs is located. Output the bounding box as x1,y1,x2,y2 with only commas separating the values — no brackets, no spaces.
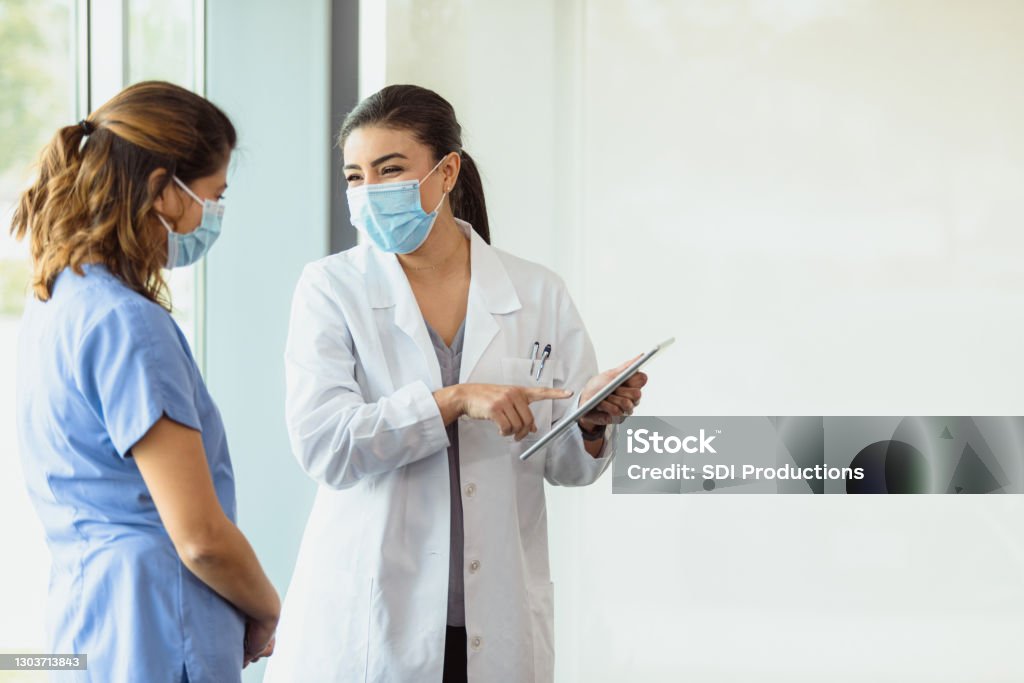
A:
10,81,279,682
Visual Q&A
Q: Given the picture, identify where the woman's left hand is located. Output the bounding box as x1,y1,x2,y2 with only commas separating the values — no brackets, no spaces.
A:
577,355,648,432
244,636,275,668
243,618,277,668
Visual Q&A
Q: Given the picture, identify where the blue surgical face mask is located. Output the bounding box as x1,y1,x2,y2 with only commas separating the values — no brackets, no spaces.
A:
157,176,225,269
346,155,449,254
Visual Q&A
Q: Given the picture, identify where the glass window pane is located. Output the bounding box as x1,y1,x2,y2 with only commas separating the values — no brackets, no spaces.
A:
0,0,76,660
127,0,201,351
128,0,196,87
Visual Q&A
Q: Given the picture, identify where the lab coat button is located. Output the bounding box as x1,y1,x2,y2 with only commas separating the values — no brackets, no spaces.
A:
464,482,476,497
470,635,482,650
469,559,480,573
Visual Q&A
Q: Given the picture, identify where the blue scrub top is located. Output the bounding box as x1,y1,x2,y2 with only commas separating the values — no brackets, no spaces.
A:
15,264,245,683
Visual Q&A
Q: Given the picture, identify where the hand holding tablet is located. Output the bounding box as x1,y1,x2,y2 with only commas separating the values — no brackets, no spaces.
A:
519,337,675,461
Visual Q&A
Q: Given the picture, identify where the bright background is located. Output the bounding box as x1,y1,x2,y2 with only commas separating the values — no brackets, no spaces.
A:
380,4,1024,680
2,1,1023,681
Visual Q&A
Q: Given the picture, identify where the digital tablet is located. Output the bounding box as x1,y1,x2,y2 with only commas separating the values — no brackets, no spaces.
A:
518,337,675,461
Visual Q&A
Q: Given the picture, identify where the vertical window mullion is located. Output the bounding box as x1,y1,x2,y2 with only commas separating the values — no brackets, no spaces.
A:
193,0,207,375
87,0,127,107
74,0,91,117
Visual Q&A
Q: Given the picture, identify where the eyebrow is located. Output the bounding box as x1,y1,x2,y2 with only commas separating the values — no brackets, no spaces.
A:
343,152,408,171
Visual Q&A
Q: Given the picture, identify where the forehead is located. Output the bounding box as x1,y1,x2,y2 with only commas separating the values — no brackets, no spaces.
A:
343,126,427,163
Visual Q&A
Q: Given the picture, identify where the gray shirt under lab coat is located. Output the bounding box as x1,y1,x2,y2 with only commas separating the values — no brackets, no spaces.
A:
425,316,467,627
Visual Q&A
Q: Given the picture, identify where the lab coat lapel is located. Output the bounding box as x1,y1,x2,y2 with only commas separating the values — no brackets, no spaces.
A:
364,219,520,391
461,280,498,386
459,220,521,384
369,247,443,391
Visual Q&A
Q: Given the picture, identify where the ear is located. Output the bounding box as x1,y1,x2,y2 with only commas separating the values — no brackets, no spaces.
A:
149,168,181,219
442,152,461,193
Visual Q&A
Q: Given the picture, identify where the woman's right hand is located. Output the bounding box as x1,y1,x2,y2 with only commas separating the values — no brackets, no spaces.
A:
243,616,278,668
455,384,573,441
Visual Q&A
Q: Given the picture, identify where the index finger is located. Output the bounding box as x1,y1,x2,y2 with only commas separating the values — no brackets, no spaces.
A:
523,386,574,403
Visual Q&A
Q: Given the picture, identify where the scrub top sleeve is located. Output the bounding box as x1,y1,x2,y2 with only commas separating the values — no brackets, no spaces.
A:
76,299,202,458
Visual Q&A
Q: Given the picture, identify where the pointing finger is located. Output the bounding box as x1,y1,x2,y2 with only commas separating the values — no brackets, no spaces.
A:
524,387,574,403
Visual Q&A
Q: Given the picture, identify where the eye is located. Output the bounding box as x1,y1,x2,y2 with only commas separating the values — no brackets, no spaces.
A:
217,194,226,201
381,166,402,175
345,173,363,184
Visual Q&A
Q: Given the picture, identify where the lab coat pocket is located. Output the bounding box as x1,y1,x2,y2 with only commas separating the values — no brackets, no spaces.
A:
500,357,564,442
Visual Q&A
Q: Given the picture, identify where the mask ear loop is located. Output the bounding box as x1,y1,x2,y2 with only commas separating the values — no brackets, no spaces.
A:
421,153,453,214
418,154,449,187
173,175,205,206
156,175,185,233
154,176,200,233
156,212,180,268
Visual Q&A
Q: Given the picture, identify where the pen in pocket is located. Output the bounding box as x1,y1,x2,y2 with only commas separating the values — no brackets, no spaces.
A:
535,344,551,381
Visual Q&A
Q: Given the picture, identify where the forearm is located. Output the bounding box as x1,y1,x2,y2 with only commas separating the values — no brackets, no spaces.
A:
289,380,451,488
583,433,605,457
179,521,280,622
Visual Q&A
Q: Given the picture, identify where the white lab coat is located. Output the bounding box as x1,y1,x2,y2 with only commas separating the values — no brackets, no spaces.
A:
263,219,618,683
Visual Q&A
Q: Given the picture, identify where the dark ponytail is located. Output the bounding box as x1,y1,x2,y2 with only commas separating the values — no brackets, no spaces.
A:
450,150,488,243
337,85,490,244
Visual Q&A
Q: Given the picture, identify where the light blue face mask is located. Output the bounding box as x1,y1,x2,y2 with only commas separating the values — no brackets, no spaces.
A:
157,176,225,269
346,155,449,254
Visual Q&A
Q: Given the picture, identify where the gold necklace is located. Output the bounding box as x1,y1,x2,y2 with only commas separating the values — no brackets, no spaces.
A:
403,236,467,272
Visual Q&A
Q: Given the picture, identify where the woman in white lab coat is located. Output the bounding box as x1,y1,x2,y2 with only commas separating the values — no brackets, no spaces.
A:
264,85,647,683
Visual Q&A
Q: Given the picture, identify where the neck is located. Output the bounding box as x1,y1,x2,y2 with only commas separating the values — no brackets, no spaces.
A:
398,214,469,279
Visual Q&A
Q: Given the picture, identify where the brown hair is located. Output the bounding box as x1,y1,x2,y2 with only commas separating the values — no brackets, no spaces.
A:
9,80,236,310
338,84,490,243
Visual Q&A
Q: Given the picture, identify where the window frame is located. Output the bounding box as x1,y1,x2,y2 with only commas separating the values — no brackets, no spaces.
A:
79,0,208,373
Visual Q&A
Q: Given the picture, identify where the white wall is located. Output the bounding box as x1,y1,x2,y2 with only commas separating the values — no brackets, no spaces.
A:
378,1,1024,681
